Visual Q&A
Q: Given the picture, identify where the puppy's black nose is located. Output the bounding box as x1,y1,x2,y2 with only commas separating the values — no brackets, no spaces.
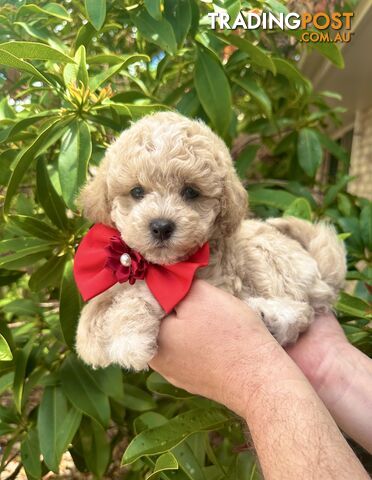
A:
150,219,175,241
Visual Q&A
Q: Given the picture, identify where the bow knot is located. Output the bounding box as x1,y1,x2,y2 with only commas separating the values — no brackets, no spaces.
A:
73,224,209,313
105,235,148,284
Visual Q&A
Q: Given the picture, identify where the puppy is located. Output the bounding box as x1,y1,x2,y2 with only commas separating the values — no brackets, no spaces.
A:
75,112,346,371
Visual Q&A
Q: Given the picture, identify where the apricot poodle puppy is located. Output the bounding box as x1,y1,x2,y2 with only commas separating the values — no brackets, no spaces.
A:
76,112,346,371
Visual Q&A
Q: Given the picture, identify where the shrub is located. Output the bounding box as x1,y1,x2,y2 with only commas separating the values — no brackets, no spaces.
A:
0,0,370,478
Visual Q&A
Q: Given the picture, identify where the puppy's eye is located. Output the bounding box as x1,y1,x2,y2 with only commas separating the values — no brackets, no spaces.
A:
181,186,200,200
130,186,145,199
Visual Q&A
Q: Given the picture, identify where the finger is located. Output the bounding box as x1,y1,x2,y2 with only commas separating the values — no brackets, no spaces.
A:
149,312,178,367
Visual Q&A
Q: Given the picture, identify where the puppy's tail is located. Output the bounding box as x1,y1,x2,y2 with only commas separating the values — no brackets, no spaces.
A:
267,216,347,298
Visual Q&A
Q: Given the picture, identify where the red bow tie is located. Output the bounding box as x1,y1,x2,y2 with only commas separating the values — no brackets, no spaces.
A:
73,224,209,313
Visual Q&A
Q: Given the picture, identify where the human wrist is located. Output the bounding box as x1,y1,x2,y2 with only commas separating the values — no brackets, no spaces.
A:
314,341,372,453
216,320,292,417
311,341,353,403
286,315,354,395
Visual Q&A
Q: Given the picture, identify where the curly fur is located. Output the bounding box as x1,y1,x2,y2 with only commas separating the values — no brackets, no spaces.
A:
76,112,346,370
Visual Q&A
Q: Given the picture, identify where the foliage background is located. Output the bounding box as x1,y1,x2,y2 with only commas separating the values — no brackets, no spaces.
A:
0,0,371,478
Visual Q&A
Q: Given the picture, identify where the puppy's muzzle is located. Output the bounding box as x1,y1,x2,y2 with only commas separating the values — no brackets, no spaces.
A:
149,218,175,241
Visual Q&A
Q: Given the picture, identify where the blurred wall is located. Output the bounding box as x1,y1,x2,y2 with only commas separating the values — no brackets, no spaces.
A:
300,0,372,199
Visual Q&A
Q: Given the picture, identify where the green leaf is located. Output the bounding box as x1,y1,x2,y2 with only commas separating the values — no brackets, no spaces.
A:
0,243,55,270
134,411,167,434
38,385,82,472
290,30,344,68
87,53,149,66
284,198,312,221
147,372,193,399
194,46,232,136
0,97,15,119
323,175,352,208
338,217,364,253
79,417,110,478
59,258,82,349
147,452,179,479
0,41,74,63
17,3,71,21
13,22,50,42
126,104,170,118
89,62,126,91
338,232,351,241
132,9,177,55
36,157,69,231
233,77,271,117
122,408,231,465
91,365,124,403
0,48,49,84
0,334,12,361
235,145,259,178
75,22,96,50
249,188,296,210
60,355,111,427
85,0,106,30
96,101,131,117
122,383,157,411
216,34,275,74
176,88,200,117
29,254,67,291
297,128,323,177
273,57,311,91
58,120,91,209
309,42,345,68
0,372,14,396
13,339,33,413
9,215,61,241
264,0,288,14
133,411,206,480
234,451,259,480
223,0,242,21
3,117,68,216
0,237,48,254
173,442,206,480
99,101,169,119
0,112,56,144
21,427,42,479
3,299,40,316
0,150,15,185
344,330,370,345
144,0,163,21
360,204,372,251
0,269,23,287
63,45,89,87
316,131,348,164
336,292,371,320
164,0,192,46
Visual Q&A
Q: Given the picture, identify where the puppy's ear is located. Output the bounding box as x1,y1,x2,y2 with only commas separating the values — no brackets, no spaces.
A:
217,156,248,236
77,156,112,225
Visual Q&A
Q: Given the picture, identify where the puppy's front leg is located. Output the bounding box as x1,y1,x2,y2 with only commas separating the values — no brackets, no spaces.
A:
76,284,164,371
243,296,314,345
76,289,116,369
104,291,163,371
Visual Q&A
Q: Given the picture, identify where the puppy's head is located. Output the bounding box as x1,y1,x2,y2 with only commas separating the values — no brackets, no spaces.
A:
78,112,247,264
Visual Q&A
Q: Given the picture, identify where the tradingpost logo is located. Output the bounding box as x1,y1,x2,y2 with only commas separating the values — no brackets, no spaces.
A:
208,10,354,43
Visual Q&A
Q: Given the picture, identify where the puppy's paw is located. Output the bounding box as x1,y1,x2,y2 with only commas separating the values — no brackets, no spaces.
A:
108,333,157,371
245,297,314,345
76,336,111,369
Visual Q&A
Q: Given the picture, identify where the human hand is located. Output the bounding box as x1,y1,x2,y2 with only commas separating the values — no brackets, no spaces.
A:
149,280,279,417
287,312,372,454
150,281,370,476
285,312,349,393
